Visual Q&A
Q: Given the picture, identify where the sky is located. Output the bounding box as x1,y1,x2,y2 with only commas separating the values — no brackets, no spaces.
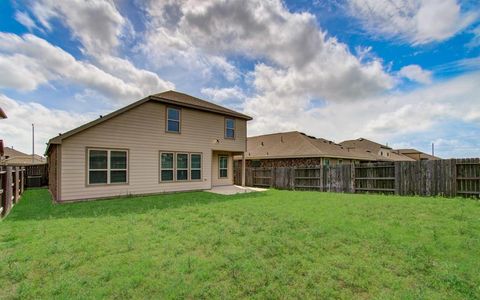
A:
0,0,479,158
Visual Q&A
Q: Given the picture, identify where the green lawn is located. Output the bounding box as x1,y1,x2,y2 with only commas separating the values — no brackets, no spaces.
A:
1,189,479,299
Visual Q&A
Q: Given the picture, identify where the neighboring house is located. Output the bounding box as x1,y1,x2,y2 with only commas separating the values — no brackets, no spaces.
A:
45,91,252,202
0,107,6,158
241,131,382,168
395,149,440,161
340,138,416,162
0,146,47,166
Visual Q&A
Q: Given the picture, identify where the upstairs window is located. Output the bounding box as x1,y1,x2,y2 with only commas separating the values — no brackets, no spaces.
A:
167,107,180,133
225,118,235,139
88,149,128,185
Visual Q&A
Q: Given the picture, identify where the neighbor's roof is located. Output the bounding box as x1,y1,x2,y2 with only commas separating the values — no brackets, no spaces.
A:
396,148,440,160
0,108,6,119
340,138,416,162
1,146,46,166
245,131,382,161
46,90,252,153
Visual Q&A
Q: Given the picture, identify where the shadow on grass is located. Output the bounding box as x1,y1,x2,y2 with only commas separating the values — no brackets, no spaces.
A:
6,188,269,222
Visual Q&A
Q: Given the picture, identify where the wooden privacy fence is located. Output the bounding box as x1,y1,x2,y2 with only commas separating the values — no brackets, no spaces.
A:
237,158,480,198
25,164,48,187
0,166,25,218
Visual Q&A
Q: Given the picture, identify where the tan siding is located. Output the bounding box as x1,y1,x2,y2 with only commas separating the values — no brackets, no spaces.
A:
60,101,246,201
212,152,234,186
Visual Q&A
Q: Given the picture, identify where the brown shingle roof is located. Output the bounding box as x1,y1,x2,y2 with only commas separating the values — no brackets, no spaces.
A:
1,146,46,166
340,138,416,162
152,91,251,120
396,148,440,160
246,131,379,161
46,90,252,153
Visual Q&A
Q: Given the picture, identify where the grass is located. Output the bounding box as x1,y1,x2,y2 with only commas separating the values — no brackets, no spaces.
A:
1,189,479,299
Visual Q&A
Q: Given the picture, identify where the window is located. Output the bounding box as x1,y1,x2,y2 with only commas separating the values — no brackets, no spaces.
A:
88,149,127,185
176,153,188,180
338,159,343,165
160,152,202,182
191,154,202,180
225,118,235,139
219,156,228,178
324,159,330,166
160,152,174,181
167,107,180,133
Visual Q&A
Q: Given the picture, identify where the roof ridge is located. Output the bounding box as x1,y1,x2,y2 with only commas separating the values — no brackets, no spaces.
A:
298,132,327,155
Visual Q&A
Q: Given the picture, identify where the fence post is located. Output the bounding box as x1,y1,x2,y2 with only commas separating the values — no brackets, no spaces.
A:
1,168,5,216
5,166,12,214
14,167,19,203
394,162,400,195
20,167,25,194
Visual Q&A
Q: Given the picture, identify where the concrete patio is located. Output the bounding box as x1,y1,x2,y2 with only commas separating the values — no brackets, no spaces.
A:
206,185,267,195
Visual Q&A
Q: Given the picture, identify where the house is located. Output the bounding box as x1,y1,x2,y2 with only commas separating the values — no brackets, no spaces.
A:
1,146,47,166
395,149,440,161
45,90,252,202
240,131,382,168
340,138,415,162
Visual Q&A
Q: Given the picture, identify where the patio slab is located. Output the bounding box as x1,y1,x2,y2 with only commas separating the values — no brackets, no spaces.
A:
206,185,267,195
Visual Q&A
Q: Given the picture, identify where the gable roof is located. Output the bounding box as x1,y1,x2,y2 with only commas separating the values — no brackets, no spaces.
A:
3,146,28,157
340,138,416,162
1,146,46,166
0,107,6,119
246,131,380,161
341,138,392,151
46,90,252,154
396,148,440,160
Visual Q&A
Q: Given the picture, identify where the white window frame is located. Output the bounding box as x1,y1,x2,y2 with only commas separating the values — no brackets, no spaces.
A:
176,153,189,181
87,149,128,185
190,153,202,181
160,152,175,182
166,107,181,133
219,155,228,178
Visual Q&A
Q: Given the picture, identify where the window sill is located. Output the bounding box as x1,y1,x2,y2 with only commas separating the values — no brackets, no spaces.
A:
86,182,129,187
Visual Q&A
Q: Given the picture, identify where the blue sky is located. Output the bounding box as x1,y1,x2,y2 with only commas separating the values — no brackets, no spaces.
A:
0,0,479,158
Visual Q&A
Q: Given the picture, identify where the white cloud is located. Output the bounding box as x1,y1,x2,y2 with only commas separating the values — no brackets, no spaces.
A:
467,25,480,48
398,64,432,84
245,71,480,157
31,0,127,55
348,0,478,44
201,86,246,104
0,33,173,102
14,11,40,32
143,0,394,109
0,94,96,155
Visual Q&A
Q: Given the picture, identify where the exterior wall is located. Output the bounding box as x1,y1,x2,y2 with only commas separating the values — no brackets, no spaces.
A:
47,144,59,201
212,152,234,186
59,101,247,201
245,157,356,168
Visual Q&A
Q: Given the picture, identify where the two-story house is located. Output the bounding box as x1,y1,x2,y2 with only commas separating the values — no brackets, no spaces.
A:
45,91,252,202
